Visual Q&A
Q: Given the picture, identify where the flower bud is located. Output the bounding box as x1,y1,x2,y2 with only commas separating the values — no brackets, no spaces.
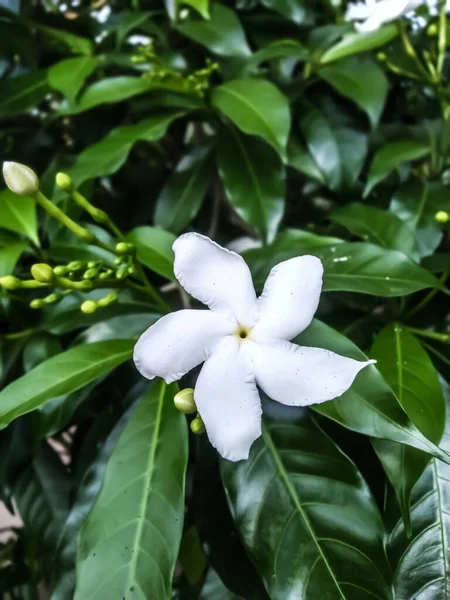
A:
427,23,438,37
190,414,205,434
377,52,386,62
30,298,44,309
174,388,197,414
81,300,97,314
115,242,133,254
44,292,62,304
31,263,55,284
435,210,449,224
3,162,39,196
83,267,100,279
0,275,22,289
53,265,68,276
55,172,73,192
67,261,85,271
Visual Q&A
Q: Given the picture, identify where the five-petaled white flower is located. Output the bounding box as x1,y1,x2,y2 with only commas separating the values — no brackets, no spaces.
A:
345,0,423,32
134,234,374,462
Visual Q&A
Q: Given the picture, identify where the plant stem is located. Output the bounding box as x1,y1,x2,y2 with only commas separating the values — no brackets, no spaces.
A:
407,326,450,343
406,260,450,319
397,20,432,82
437,0,447,77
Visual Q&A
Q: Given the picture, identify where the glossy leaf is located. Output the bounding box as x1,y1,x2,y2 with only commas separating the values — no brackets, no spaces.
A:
320,24,398,63
221,404,393,599
218,126,285,243
245,230,443,296
154,145,215,233
331,202,417,257
297,320,450,465
211,79,290,158
0,242,27,276
74,380,188,599
0,69,50,117
31,22,93,55
386,379,450,599
243,39,307,74
364,140,431,197
200,570,243,600
0,340,134,428
320,57,388,127
125,226,176,280
260,0,313,24
371,325,445,529
0,189,38,246
176,5,251,58
48,56,98,102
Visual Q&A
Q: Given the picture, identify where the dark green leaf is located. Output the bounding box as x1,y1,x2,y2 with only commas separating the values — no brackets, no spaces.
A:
154,145,215,233
30,22,93,55
320,57,388,127
221,405,392,599
200,570,243,600
0,340,134,428
331,202,417,257
218,127,285,243
211,79,290,158
243,39,307,74
0,190,38,246
74,381,188,599
48,56,98,102
260,0,313,25
74,313,160,345
287,139,326,184
320,24,398,64
0,242,27,276
0,70,50,117
115,11,153,48
126,226,176,280
364,141,431,197
176,5,251,58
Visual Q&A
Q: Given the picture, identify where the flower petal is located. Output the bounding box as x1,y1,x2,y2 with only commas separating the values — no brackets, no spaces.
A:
173,233,257,327
194,337,262,461
249,339,374,406
134,310,234,384
252,256,323,341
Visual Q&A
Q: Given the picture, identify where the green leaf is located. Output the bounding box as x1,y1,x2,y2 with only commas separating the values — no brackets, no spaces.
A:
390,179,446,258
115,11,154,47
364,140,431,197
48,56,98,102
176,5,250,58
59,76,154,115
386,378,450,599
0,189,38,246
218,126,285,244
296,320,450,464
125,226,176,280
320,24,398,64
243,39,307,74
66,111,185,187
74,381,188,600
260,0,313,25
30,22,93,55
331,202,417,257
221,405,393,600
320,57,388,127
211,79,290,158
200,570,242,600
245,230,442,297
74,313,160,345
154,144,215,233
371,325,445,530
0,340,134,429
0,242,27,276
287,139,326,185
0,69,50,117
179,0,210,18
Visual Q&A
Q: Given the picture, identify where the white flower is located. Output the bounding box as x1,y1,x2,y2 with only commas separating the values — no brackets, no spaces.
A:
3,162,39,196
134,234,374,462
345,0,423,32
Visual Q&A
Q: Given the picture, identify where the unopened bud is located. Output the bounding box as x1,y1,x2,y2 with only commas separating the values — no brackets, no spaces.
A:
427,23,438,37
31,263,55,284
435,210,449,224
174,388,196,414
97,291,119,307
81,300,97,314
55,172,73,192
116,265,129,280
44,292,62,304
83,267,100,279
30,299,45,309
67,261,85,271
2,162,39,196
0,275,22,289
190,414,205,434
377,52,386,62
115,242,134,255
53,265,68,276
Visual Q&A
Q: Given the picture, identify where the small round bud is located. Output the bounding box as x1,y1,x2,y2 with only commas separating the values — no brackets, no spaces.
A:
30,298,44,309
31,263,55,284
67,261,84,271
55,172,73,192
190,415,206,434
116,265,129,280
87,261,99,269
115,242,133,255
377,52,387,62
2,162,39,196
427,23,438,37
53,265,68,276
0,275,22,289
97,291,119,308
83,267,100,280
99,269,113,280
44,292,61,304
81,300,97,314
174,388,197,414
435,210,450,224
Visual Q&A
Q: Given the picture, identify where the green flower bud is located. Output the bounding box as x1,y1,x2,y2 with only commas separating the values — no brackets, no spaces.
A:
427,23,438,37
31,263,55,284
190,415,206,434
116,265,129,280
2,162,39,196
87,261,99,269
67,261,85,271
30,298,45,309
0,275,22,289
81,300,97,314
115,242,134,254
83,267,100,279
53,265,68,276
99,269,113,280
55,172,73,192
44,292,62,304
435,210,450,224
97,291,119,308
377,52,387,62
174,388,197,414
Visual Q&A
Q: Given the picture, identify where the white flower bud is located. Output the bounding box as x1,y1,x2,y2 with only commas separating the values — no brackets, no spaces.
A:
2,162,39,196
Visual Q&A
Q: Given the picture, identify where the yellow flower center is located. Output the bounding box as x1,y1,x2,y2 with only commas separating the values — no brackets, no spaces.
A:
234,325,252,341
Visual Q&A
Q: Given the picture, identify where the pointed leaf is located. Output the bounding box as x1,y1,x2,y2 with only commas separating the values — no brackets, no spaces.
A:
320,24,398,64
0,189,38,245
125,226,176,280
48,56,98,102
74,381,188,600
0,69,50,117
0,242,27,276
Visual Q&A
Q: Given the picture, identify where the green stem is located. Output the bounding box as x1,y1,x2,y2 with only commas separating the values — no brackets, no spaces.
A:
438,0,447,77
407,326,450,343
2,327,39,341
397,20,433,82
34,191,96,243
421,340,450,365
406,260,450,319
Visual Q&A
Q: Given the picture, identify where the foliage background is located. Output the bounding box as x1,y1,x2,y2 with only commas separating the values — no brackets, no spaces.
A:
0,0,450,598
